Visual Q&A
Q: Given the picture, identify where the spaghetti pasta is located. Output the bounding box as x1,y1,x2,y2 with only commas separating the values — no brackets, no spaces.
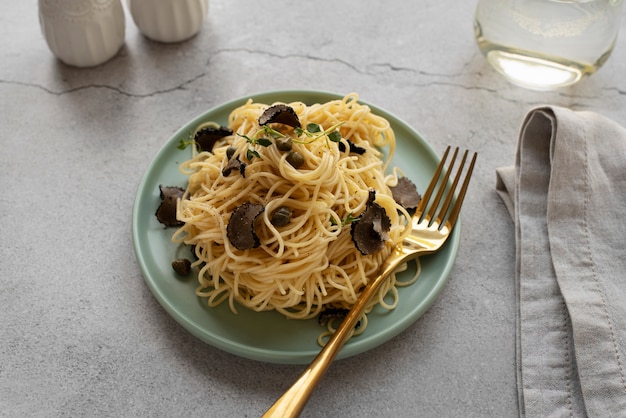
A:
172,93,420,338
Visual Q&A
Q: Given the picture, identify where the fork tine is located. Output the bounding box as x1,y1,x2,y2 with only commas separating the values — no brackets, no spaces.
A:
445,150,477,227
416,146,449,216
416,146,452,222
436,149,468,223
424,147,459,223
419,146,477,228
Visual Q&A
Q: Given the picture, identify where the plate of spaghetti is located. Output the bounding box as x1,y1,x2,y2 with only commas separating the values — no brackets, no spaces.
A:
132,91,460,364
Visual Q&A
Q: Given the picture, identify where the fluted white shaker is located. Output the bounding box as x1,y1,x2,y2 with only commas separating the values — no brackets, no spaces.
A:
127,0,209,43
38,0,125,67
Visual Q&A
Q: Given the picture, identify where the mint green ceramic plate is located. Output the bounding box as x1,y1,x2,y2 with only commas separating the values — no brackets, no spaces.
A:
132,90,459,364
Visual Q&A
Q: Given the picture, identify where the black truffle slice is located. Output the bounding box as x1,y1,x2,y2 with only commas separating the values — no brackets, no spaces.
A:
319,307,350,325
351,191,391,255
156,185,185,227
338,139,366,155
318,307,362,329
389,177,422,210
194,126,233,152
258,104,301,128
227,203,265,250
222,157,246,177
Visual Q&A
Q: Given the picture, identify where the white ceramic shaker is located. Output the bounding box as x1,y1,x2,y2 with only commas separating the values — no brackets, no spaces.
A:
127,0,209,43
38,0,125,67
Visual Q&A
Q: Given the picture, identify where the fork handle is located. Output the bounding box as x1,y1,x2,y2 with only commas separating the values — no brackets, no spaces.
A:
262,256,401,418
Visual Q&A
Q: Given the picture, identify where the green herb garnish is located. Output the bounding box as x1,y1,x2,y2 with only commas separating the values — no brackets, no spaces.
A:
331,212,359,227
246,148,261,161
256,137,273,147
177,131,196,150
238,133,274,161
294,122,345,146
327,131,342,143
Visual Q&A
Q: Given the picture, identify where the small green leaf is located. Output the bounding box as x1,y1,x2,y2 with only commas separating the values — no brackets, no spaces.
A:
246,148,261,161
328,131,342,143
256,138,273,147
294,127,305,136
307,123,322,133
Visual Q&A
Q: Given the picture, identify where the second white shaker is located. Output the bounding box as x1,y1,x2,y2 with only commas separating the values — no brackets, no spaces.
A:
127,0,209,43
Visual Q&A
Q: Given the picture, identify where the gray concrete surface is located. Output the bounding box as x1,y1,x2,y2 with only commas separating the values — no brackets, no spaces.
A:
3,1,626,416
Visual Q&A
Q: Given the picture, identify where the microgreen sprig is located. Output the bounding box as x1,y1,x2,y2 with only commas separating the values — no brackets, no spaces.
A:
177,131,196,150
331,212,359,227
294,122,344,146
260,125,288,139
238,133,273,161
235,121,346,161
237,133,273,147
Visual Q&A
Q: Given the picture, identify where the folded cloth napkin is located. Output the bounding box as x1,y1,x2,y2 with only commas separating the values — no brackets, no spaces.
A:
495,106,626,417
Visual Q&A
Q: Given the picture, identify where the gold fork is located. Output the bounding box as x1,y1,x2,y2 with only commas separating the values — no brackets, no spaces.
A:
262,146,477,418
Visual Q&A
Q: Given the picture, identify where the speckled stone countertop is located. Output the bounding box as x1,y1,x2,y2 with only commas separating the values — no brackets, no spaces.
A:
3,1,626,416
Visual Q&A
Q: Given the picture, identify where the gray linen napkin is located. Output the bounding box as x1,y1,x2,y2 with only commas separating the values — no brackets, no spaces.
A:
495,106,626,417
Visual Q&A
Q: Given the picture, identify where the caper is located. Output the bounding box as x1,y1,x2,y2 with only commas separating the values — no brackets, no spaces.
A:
226,146,237,160
171,258,192,275
271,206,292,227
286,151,304,168
275,136,293,151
